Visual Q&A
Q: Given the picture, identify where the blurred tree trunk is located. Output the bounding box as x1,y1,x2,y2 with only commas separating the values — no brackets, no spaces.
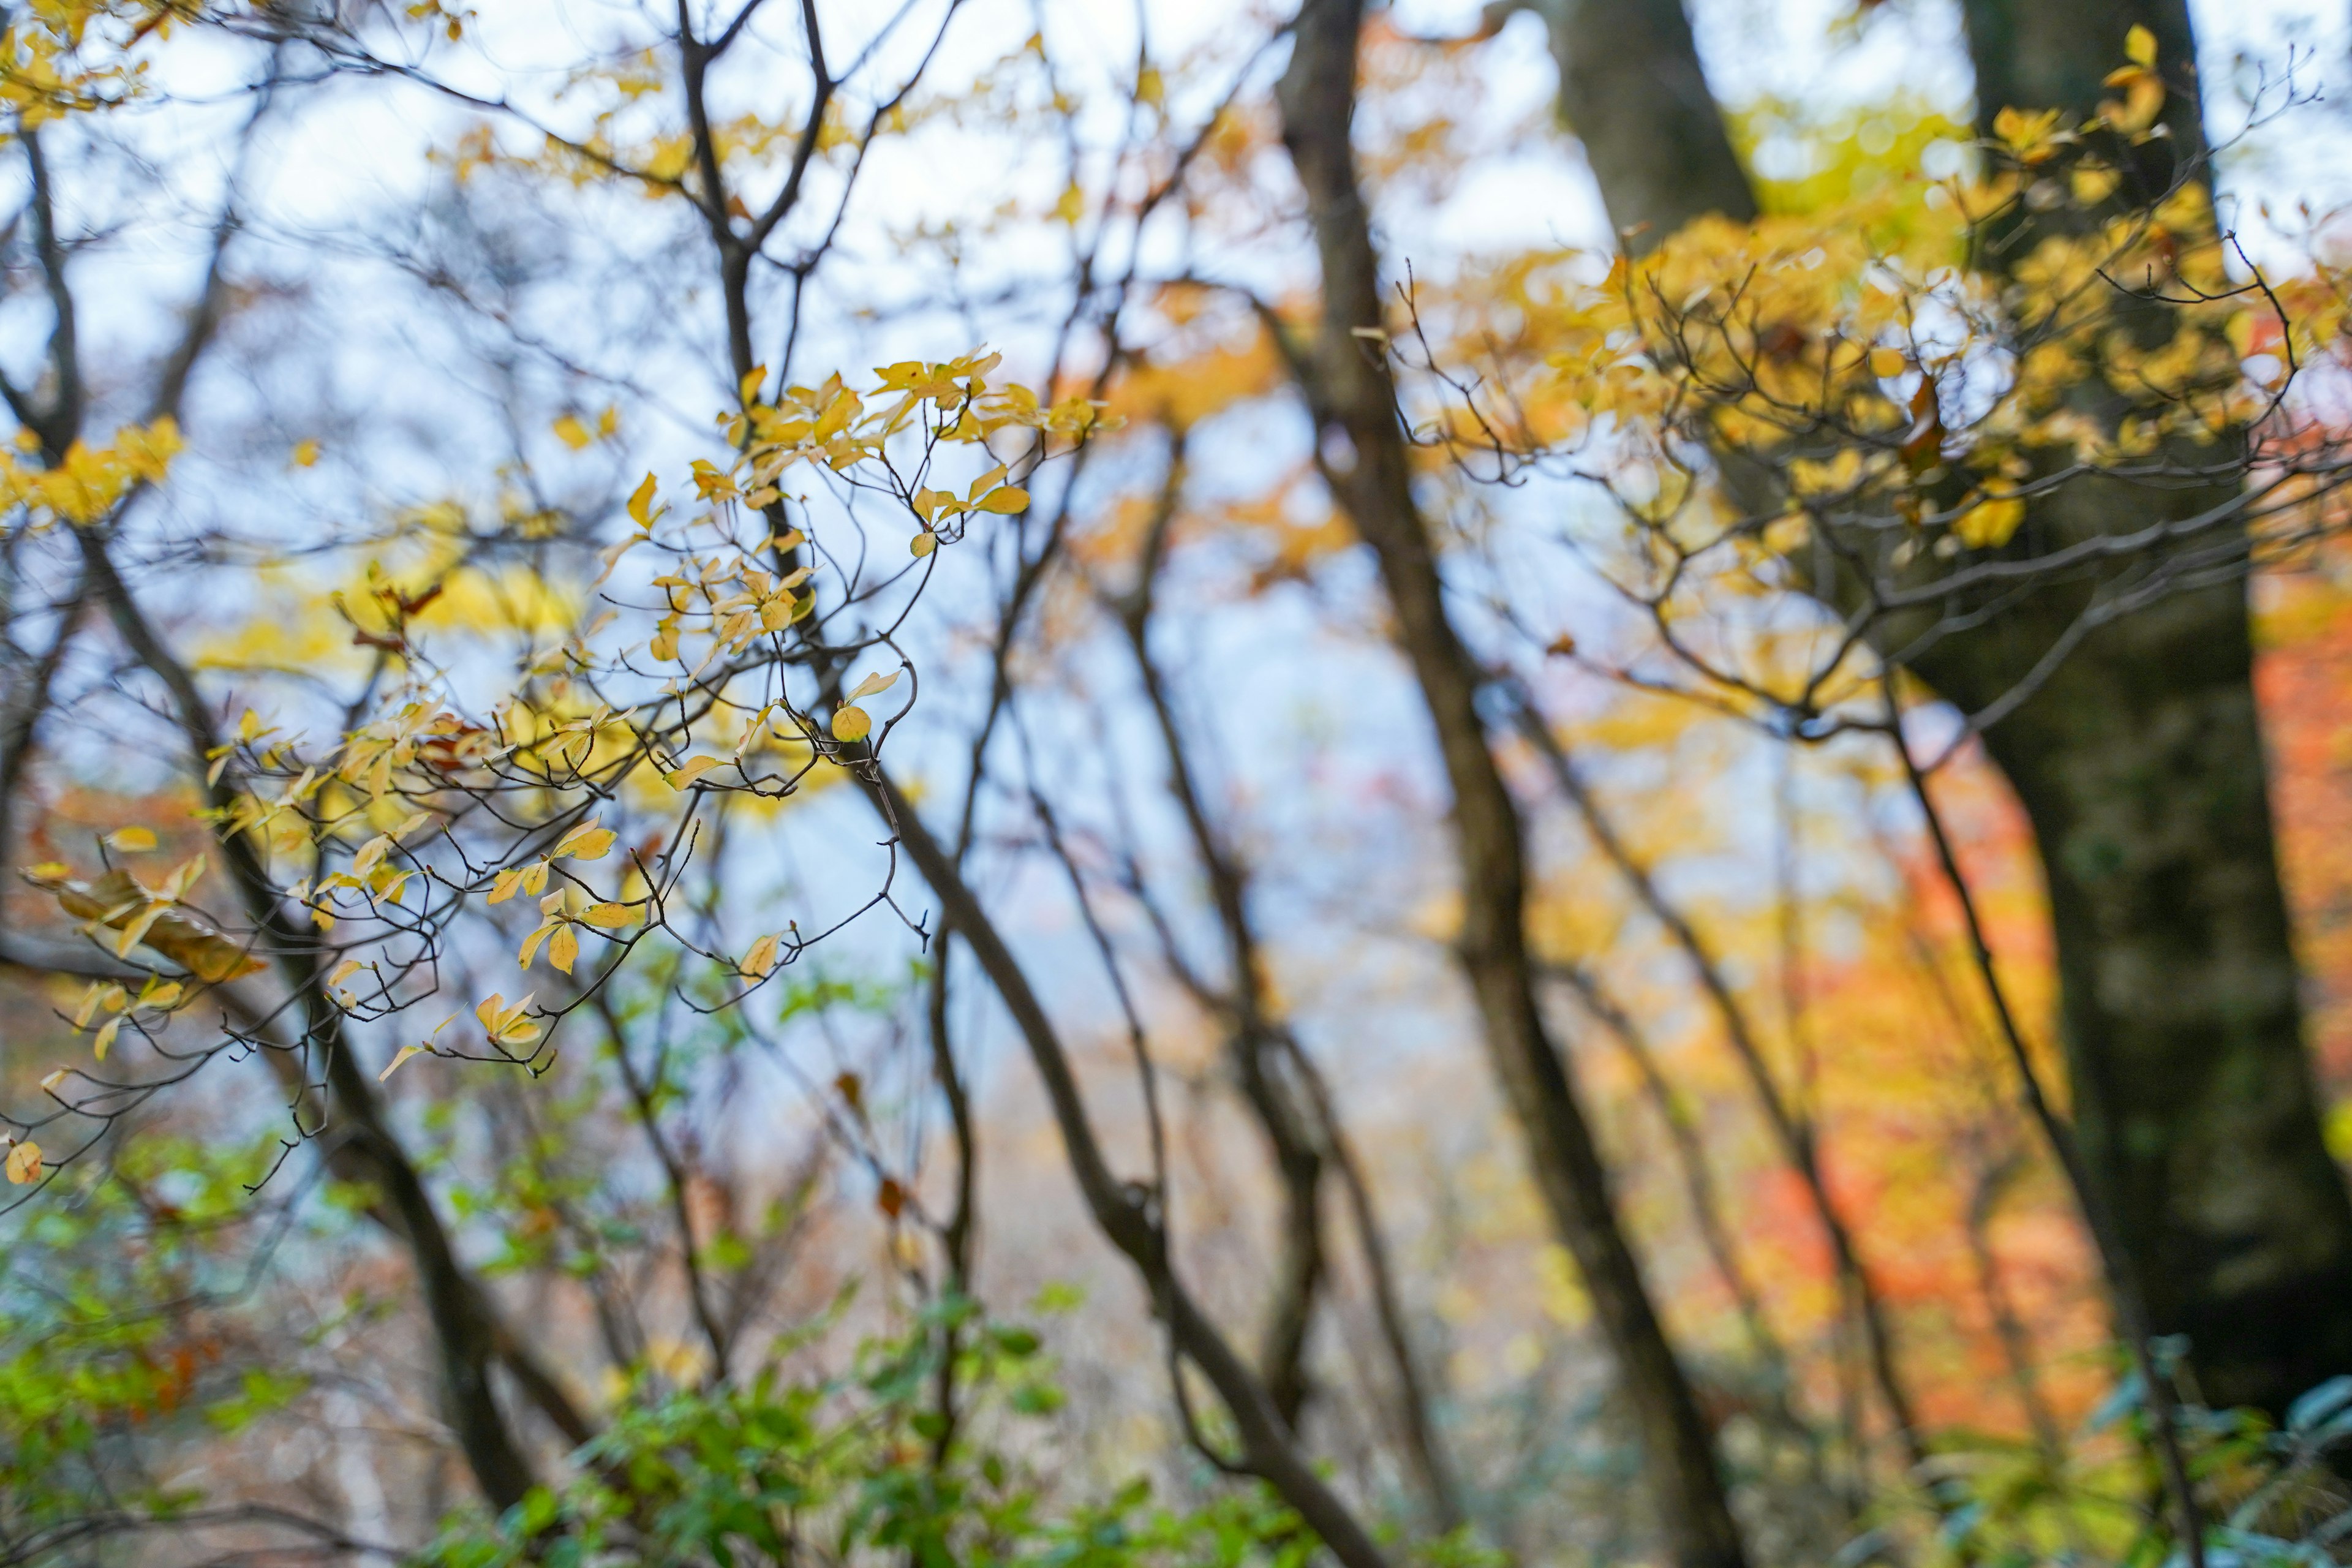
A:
1276,6,1750,1566
1529,0,2352,1423
1934,0,2352,1423
1513,0,1755,244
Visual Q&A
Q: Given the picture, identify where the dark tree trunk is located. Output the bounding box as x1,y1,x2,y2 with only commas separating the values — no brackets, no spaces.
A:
1518,0,1755,246
1912,557,2352,1420
1525,0,2352,1425
1932,0,2352,1423
1276,6,1751,1565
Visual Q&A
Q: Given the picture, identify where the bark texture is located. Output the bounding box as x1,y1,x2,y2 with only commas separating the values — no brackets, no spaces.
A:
1276,6,1749,1565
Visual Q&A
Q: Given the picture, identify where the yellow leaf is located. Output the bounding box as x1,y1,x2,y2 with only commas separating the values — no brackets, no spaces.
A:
291,439,321,469
475,992,543,1047
974,486,1030,514
2124,23,2157,68
846,669,899,700
114,903,167,960
160,855,206,900
553,820,616,860
627,472,659,528
911,531,936,558
2071,162,2120,206
552,412,594,450
74,983,123,1029
39,1069,67,1095
1992,105,2065,163
93,1016,123,1061
103,826,157,853
5,1142,42,1185
665,755,725,790
20,865,262,987
741,931,782,979
522,861,549,897
352,834,393,877
487,865,528,903
549,924,579,974
519,922,557,968
1867,347,1907,379
582,902,638,928
137,980,183,1011
830,706,872,744
379,1042,433,1082
1954,492,2028,549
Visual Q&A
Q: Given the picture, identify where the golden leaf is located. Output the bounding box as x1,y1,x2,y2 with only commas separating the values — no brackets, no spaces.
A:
160,855,206,901
103,826,157,852
475,992,542,1046
351,834,393,877
22,865,264,982
665,755,725,790
741,931,782,979
548,924,579,975
379,1042,431,1082
830,706,872,744
553,820,616,860
74,982,123,1029
1954,491,2027,549
5,1142,43,1185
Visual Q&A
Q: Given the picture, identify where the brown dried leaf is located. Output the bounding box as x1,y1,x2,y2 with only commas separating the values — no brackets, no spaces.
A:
20,866,264,983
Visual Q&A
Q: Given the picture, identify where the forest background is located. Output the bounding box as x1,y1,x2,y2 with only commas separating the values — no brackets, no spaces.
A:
7,0,2352,1564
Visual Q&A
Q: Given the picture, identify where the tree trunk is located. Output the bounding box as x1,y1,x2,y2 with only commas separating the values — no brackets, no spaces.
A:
1276,6,1751,1566
1528,0,2352,1427
1916,565,2352,1420
1517,0,1755,246
1944,0,2352,1425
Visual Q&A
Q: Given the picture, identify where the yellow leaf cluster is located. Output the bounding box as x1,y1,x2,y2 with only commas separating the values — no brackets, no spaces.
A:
21,859,262,982
0,417,181,527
